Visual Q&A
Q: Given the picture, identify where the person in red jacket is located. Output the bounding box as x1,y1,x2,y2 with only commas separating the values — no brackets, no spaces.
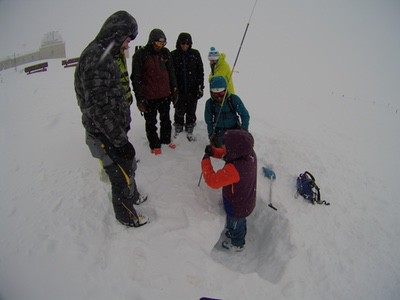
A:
131,28,178,155
201,129,257,251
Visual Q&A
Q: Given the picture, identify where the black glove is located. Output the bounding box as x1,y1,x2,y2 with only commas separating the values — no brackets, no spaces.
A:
204,145,213,157
196,85,204,99
106,141,136,163
137,99,148,113
203,145,213,160
209,134,218,147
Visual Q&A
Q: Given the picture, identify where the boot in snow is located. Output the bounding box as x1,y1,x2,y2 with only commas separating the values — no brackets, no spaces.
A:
173,123,183,138
186,124,196,142
222,240,245,252
133,193,148,205
114,201,148,227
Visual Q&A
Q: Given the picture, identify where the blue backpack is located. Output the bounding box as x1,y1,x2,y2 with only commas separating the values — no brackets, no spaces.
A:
296,171,330,205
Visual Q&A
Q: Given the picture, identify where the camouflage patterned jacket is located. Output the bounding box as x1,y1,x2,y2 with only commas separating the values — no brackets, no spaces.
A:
74,11,137,147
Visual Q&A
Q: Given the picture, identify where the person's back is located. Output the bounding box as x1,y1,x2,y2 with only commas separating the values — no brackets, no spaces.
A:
201,129,257,251
221,130,257,218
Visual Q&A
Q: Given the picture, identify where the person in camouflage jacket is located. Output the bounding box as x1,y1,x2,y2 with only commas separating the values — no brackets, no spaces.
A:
74,11,148,228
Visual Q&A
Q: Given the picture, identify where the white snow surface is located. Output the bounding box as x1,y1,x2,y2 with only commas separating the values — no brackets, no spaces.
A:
1,1,400,299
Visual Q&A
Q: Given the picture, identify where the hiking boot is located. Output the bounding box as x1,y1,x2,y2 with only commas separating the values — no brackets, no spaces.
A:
114,198,148,228
134,214,149,227
185,124,195,141
173,124,183,138
168,143,176,149
116,210,148,227
222,240,245,252
187,133,196,142
151,148,162,155
133,193,148,205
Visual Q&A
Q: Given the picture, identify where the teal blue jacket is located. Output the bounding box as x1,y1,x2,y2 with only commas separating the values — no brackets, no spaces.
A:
204,93,250,137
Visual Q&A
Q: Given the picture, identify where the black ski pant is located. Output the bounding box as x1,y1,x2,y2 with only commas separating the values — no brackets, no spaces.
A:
85,132,139,220
174,94,198,129
104,159,139,219
143,98,172,149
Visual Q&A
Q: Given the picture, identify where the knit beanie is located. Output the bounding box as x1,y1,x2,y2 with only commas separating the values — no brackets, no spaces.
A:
208,47,220,61
210,76,227,92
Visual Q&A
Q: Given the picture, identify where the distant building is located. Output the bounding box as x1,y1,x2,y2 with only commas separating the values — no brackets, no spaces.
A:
0,31,66,71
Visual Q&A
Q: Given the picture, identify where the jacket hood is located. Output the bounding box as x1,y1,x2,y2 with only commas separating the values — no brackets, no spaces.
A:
147,28,166,44
223,130,254,162
95,11,138,56
215,53,226,64
175,32,192,49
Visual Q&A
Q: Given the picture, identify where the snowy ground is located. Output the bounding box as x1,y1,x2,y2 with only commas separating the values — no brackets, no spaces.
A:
1,1,400,299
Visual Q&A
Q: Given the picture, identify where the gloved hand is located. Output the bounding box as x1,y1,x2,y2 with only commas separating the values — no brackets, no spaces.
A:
106,141,136,163
172,89,179,107
204,145,213,157
196,85,204,99
137,99,148,113
203,144,213,160
209,134,218,147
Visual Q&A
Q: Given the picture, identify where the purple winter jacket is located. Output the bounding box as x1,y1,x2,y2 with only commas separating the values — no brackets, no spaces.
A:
222,130,257,218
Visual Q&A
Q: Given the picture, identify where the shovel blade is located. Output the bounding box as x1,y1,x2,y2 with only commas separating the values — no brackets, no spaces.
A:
262,166,276,180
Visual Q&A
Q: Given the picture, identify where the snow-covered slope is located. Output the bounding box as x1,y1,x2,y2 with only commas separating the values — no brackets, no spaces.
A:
1,1,399,299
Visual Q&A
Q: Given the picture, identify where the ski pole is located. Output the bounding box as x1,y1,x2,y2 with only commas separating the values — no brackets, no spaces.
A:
212,0,258,130
198,173,203,187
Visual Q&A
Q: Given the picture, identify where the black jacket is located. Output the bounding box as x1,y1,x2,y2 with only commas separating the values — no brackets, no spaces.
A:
171,33,204,98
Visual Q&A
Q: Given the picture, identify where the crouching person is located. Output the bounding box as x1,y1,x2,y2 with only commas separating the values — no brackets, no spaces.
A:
201,130,257,251
75,11,148,227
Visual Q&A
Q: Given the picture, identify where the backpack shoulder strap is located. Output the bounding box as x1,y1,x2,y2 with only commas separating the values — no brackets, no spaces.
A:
304,171,315,183
227,95,240,127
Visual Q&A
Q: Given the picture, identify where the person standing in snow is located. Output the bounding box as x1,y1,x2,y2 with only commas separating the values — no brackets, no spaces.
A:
204,76,250,147
131,28,178,155
74,11,148,228
171,32,204,141
208,46,235,95
201,129,257,252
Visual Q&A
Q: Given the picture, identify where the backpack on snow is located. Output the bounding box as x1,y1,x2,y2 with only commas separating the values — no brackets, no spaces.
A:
295,171,330,205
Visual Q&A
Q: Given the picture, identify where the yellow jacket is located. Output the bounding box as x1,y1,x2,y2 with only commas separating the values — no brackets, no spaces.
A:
208,53,235,94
